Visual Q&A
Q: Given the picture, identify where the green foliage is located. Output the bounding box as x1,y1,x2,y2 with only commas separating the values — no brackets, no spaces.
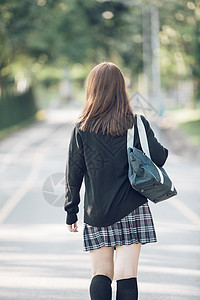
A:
0,0,199,104
159,0,200,101
0,0,143,81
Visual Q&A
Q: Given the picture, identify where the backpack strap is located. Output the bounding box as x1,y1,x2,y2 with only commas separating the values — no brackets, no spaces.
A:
127,115,151,159
137,115,151,159
127,120,135,149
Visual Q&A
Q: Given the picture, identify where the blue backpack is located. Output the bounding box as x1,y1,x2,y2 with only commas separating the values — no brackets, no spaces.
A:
127,115,177,203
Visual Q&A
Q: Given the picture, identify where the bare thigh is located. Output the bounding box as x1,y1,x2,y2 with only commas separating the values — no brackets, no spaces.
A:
114,243,141,280
90,246,114,281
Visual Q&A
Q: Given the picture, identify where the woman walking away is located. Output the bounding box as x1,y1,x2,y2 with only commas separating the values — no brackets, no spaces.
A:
64,62,168,300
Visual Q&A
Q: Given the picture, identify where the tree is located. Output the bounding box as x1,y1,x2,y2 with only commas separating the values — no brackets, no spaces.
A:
159,0,200,104
0,0,199,107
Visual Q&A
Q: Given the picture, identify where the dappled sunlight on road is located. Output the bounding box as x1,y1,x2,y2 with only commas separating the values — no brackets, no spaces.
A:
139,282,200,297
0,108,199,299
45,107,82,124
0,223,91,299
0,222,200,299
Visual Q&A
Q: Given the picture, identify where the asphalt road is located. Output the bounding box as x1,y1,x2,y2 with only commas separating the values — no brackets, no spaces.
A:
0,107,200,300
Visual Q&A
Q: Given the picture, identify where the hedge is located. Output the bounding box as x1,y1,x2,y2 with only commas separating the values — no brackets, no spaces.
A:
0,86,38,130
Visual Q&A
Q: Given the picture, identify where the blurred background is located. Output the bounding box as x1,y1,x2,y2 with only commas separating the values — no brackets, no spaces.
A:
0,0,200,134
0,1,200,299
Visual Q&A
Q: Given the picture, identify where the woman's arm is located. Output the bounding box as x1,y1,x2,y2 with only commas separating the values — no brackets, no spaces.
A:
64,125,86,225
141,115,168,167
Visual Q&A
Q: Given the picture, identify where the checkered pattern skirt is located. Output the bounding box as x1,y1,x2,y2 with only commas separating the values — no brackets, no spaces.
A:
83,202,157,251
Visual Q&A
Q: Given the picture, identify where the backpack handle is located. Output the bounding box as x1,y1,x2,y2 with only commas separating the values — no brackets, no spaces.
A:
127,115,151,159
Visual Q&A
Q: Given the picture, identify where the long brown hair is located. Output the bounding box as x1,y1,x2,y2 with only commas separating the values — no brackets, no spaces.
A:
77,62,135,136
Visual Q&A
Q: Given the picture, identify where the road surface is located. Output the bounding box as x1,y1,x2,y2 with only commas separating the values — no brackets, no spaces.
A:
0,107,200,300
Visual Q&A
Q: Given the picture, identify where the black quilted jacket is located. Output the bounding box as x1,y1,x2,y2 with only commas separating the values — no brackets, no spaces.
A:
64,115,168,227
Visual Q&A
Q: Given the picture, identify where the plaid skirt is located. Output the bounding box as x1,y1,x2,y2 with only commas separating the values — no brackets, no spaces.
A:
83,202,157,251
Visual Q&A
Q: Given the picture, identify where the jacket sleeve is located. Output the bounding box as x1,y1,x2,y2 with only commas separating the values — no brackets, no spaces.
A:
64,125,86,225
141,115,168,167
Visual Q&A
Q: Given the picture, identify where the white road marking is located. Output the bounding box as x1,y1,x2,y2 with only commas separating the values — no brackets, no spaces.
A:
0,125,66,224
168,197,200,226
0,148,47,224
0,127,52,174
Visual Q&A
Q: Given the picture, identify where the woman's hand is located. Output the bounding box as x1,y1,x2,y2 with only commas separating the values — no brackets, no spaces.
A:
67,222,78,232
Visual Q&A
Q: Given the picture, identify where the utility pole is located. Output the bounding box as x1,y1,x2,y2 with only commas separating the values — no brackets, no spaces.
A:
142,5,152,101
103,0,164,115
151,4,163,116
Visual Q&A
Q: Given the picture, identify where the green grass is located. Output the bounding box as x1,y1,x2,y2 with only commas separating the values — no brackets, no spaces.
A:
180,119,200,146
169,108,200,146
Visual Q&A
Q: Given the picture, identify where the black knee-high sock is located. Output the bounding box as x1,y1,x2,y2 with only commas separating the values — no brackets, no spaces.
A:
116,277,138,300
90,275,112,300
